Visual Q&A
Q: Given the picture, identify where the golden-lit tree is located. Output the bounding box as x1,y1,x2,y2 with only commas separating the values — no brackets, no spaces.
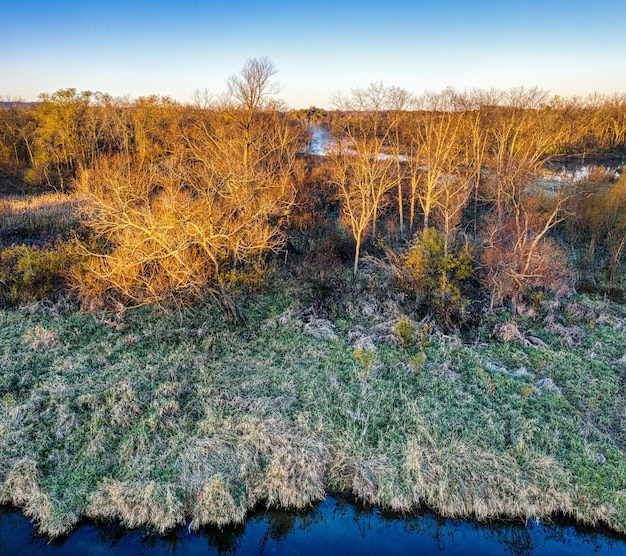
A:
572,172,626,285
455,89,498,239
129,95,184,165
386,86,413,240
604,176,626,285
404,92,467,237
75,59,303,309
27,89,95,189
330,82,404,275
0,98,36,174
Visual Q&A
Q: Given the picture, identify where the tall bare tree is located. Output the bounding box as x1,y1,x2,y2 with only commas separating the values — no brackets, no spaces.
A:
330,82,404,275
407,91,465,237
387,86,412,240
480,88,573,308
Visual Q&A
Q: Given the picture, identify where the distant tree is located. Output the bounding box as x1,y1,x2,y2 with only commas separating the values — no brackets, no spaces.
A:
576,173,626,285
129,95,184,166
222,56,283,170
605,181,626,285
0,98,36,175
27,89,94,189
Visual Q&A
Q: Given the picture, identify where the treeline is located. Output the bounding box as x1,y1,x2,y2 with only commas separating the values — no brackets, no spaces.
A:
1,58,626,325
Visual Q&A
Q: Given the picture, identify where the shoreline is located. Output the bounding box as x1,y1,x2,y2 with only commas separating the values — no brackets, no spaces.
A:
3,491,626,543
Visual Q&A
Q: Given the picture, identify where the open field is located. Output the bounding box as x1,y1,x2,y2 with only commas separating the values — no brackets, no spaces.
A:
1,280,625,537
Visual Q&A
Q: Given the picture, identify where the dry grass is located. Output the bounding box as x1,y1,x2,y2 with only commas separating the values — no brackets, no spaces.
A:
0,192,76,212
0,191,86,306
21,325,58,350
88,479,185,533
0,459,79,537
400,423,574,520
181,415,329,530
0,192,82,246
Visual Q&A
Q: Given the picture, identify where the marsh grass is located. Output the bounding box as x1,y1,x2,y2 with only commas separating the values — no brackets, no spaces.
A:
0,191,87,306
0,192,82,246
1,289,626,536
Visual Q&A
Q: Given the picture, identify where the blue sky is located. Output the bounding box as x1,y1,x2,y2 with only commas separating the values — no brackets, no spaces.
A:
3,0,626,108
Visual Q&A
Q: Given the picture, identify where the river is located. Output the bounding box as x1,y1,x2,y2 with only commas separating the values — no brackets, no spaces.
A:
2,497,626,555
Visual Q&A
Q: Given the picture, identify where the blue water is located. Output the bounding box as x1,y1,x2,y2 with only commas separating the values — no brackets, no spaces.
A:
2,497,626,555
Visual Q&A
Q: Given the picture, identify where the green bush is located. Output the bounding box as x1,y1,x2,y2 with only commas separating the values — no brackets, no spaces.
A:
400,228,473,329
0,241,83,305
395,315,417,346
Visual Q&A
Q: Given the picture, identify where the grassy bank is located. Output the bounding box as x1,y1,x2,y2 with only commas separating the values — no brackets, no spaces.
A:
0,278,625,537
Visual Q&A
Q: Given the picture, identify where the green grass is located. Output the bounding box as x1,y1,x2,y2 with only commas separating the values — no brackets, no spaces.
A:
0,285,625,537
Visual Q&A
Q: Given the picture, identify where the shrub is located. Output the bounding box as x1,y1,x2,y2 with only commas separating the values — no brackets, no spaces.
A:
395,315,417,346
0,240,84,305
398,228,473,330
480,219,574,310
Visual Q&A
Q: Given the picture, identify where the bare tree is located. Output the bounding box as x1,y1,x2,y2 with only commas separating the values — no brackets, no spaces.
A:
329,82,404,275
387,86,413,240
407,92,465,236
480,90,573,308
75,59,302,309
223,57,283,170
0,97,36,174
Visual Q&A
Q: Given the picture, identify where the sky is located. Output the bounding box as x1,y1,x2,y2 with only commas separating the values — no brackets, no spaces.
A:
3,0,626,109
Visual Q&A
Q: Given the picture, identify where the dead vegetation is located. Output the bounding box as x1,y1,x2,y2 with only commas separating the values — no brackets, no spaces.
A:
0,192,82,246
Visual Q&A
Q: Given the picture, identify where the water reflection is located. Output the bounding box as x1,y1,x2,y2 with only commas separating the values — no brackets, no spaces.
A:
2,498,626,555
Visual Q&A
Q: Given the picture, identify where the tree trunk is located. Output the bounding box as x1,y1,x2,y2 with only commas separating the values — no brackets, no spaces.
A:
353,239,361,277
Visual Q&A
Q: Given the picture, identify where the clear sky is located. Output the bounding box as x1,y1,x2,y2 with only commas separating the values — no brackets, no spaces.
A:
3,0,626,108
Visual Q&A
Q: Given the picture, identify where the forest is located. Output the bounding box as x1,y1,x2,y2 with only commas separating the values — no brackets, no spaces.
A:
1,59,626,537
1,58,626,320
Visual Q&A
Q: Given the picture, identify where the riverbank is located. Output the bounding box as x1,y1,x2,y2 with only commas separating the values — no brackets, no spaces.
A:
1,277,625,537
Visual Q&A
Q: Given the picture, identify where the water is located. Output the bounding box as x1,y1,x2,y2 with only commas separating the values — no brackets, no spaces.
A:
2,497,626,555
308,129,624,178
308,127,331,156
